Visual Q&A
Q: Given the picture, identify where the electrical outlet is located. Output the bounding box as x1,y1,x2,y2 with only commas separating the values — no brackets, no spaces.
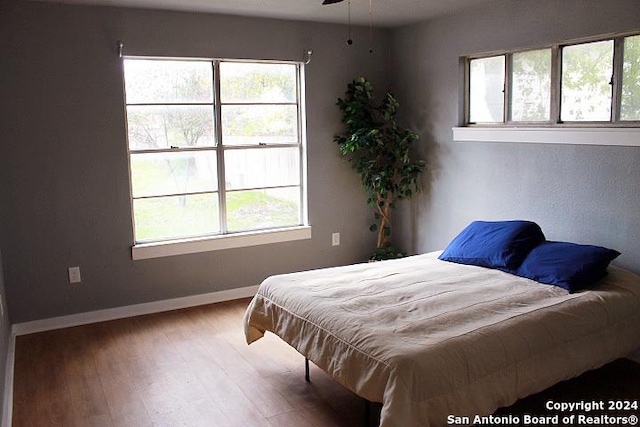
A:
68,266,82,284
332,232,341,246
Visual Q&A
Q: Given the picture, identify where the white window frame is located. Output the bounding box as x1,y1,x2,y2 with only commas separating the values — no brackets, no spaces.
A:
122,56,311,260
454,31,640,146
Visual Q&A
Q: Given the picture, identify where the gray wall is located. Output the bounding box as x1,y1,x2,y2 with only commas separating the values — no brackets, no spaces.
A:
0,1,389,323
391,0,640,273
2,0,639,324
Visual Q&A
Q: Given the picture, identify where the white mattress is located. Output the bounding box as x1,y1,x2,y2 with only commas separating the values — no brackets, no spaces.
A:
243,252,640,427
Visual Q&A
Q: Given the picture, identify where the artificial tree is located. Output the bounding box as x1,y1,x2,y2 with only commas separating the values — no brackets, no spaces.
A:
335,77,425,260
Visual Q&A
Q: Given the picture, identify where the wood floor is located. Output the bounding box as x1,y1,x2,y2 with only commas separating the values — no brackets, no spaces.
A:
12,298,640,427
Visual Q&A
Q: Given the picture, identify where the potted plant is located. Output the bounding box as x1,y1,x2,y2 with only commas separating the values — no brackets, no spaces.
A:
335,77,425,261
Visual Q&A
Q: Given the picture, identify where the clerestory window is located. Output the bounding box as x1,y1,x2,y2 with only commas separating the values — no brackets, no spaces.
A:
466,32,640,125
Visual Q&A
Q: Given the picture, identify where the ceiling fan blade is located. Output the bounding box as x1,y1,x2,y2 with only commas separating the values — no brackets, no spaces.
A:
322,0,344,4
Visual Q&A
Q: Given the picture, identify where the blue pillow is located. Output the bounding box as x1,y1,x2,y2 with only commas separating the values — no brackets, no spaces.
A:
439,220,545,269
514,241,620,292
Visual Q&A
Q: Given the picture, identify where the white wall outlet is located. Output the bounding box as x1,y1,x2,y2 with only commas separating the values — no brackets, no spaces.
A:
332,232,341,246
68,266,82,284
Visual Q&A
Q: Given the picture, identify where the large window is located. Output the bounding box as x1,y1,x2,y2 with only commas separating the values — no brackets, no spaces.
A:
465,32,640,125
123,58,306,247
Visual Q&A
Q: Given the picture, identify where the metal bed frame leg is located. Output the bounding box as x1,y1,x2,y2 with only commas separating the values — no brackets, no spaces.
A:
305,358,310,382
365,399,371,426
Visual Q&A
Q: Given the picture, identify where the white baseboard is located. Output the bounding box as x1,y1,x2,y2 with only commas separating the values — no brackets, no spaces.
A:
1,333,15,427
11,285,259,337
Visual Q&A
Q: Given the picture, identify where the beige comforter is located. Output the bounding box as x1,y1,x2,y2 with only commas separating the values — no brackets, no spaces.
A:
243,252,640,427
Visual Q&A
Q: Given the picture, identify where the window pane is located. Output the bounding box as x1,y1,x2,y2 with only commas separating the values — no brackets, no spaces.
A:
225,147,300,191
511,49,551,121
221,105,298,145
621,35,640,121
124,59,213,104
226,187,301,232
131,151,217,198
561,40,613,121
469,56,505,123
220,62,296,103
133,194,219,242
127,105,215,150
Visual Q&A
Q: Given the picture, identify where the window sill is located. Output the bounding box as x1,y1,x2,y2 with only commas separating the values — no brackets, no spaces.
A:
132,226,312,260
452,127,640,146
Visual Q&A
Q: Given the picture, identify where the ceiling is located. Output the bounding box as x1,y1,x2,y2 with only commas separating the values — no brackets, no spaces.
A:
33,0,498,27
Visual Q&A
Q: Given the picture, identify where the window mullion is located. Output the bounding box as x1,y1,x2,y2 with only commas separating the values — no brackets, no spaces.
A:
463,58,471,125
130,146,217,155
550,45,561,124
135,190,218,200
213,60,228,234
504,54,511,123
297,64,306,226
222,143,300,150
611,37,624,122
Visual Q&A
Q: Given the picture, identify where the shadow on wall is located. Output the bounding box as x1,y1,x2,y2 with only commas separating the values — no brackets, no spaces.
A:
398,108,442,255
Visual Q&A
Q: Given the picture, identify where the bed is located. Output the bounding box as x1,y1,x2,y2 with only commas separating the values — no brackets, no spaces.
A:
243,227,640,427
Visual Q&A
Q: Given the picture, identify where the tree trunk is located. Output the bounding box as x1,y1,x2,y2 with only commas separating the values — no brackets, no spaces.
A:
376,199,392,249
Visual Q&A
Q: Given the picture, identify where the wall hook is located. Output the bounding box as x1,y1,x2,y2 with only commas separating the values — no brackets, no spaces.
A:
303,49,313,64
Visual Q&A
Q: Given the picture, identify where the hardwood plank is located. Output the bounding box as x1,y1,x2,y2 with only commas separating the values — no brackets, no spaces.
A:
96,359,152,426
269,370,359,427
267,410,315,427
62,327,111,422
31,331,75,426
